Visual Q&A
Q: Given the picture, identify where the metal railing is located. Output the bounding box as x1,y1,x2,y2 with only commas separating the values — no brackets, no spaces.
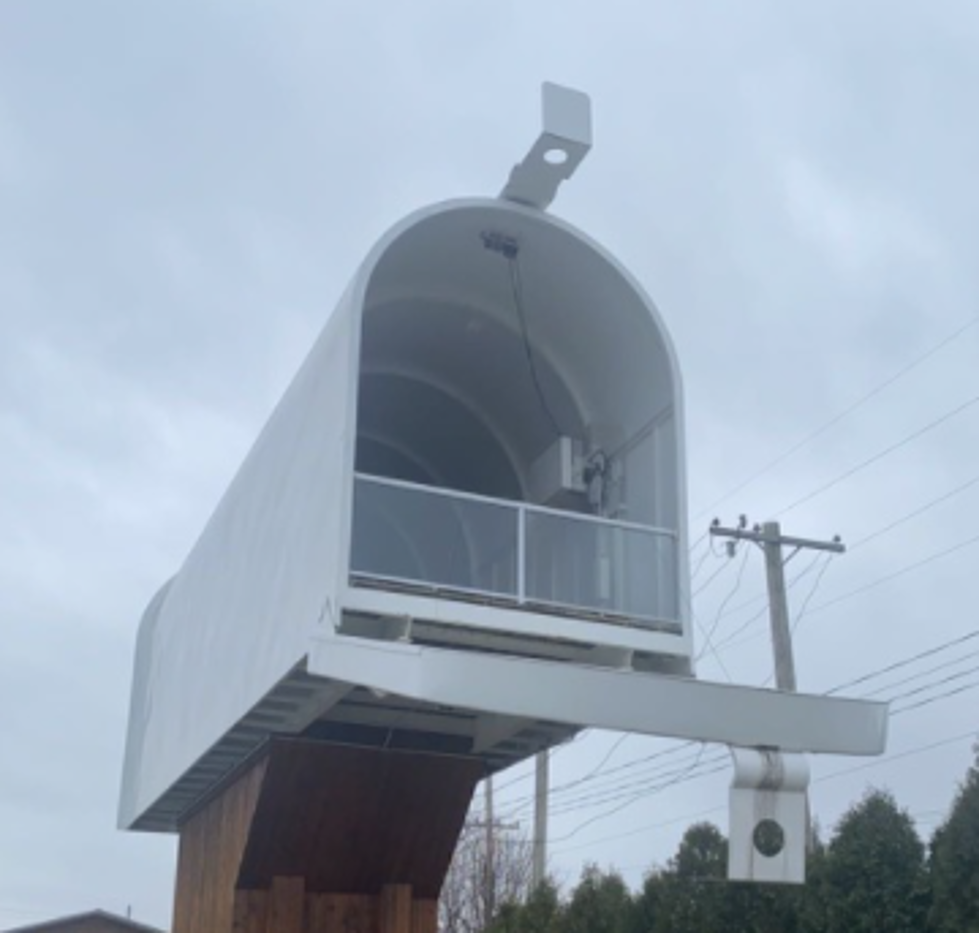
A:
350,472,679,628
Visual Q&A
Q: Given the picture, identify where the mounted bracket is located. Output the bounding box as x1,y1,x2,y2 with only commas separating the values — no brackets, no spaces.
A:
728,747,810,883
500,82,592,211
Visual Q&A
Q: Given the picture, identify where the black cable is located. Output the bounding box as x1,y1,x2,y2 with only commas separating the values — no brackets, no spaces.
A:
549,745,713,844
790,553,835,635
828,629,979,695
776,391,979,518
696,546,752,662
849,470,979,552
806,531,979,618
859,646,979,699
694,315,979,520
507,255,563,440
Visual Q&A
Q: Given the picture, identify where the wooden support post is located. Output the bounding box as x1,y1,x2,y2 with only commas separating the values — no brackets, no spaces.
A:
269,877,305,933
379,884,413,933
173,740,482,933
411,899,439,933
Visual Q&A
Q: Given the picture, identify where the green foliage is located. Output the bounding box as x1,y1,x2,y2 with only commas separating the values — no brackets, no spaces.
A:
648,822,730,933
560,865,634,933
486,879,561,933
821,788,929,933
930,744,979,933
478,757,979,933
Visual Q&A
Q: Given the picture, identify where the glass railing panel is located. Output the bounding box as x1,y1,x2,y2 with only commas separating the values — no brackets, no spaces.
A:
523,510,677,623
351,476,519,598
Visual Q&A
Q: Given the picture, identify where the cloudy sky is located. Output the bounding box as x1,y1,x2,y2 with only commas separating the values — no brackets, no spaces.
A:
2,1,979,928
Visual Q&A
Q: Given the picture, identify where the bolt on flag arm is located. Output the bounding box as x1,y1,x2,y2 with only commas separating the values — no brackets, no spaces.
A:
500,82,593,210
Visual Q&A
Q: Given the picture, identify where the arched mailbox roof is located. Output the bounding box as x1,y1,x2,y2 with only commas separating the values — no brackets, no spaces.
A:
355,198,686,511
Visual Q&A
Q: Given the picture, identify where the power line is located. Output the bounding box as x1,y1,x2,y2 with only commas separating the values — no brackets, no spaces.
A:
790,554,835,635
551,728,978,856
691,554,736,599
776,391,979,518
549,745,715,844
806,531,979,617
849,470,979,552
828,629,979,695
499,742,706,816
694,314,979,520
705,467,979,639
858,646,979,700
715,532,979,656
890,669,979,716
695,546,751,666
537,632,979,837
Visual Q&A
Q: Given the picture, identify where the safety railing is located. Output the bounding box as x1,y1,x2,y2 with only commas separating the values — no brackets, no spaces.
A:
350,473,679,628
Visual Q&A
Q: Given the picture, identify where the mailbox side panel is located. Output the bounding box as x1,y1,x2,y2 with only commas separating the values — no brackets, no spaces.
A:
119,292,359,828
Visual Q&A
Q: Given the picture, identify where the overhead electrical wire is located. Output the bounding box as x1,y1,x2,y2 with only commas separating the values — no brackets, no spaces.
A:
775,391,979,518
513,629,979,838
701,464,979,644
789,554,836,635
550,726,978,856
694,314,979,521
829,629,979,695
858,646,979,700
848,470,979,552
695,546,752,665
712,530,979,656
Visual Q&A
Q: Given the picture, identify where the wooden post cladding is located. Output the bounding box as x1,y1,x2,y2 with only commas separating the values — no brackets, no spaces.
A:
172,739,482,933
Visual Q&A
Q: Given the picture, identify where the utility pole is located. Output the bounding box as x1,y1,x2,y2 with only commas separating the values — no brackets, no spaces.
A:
709,519,844,691
484,776,496,921
531,750,549,889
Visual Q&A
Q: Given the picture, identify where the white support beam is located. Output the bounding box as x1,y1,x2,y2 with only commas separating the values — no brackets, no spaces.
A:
309,635,888,756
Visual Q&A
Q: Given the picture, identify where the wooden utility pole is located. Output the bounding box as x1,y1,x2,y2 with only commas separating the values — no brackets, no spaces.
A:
709,519,844,691
484,777,496,921
531,750,549,889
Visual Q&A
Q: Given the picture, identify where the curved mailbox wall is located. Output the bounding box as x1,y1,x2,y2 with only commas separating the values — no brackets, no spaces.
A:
119,197,691,830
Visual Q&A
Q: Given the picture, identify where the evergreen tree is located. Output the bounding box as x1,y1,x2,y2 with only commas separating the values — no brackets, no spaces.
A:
821,788,929,933
486,879,563,933
559,865,634,933
930,744,979,933
652,822,730,933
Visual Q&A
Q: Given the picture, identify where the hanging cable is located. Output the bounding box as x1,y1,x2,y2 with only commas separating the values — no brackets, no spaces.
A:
508,250,564,440
776,391,979,518
694,314,979,520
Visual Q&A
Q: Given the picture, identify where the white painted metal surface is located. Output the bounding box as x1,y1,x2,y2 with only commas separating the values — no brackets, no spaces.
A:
307,636,887,756
119,86,888,875
728,749,811,884
501,83,592,210
118,194,697,830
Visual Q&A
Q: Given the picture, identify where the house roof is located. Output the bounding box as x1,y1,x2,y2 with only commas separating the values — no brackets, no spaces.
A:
2,909,165,933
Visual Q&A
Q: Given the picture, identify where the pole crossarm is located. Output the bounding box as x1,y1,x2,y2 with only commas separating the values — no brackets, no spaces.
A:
710,525,846,554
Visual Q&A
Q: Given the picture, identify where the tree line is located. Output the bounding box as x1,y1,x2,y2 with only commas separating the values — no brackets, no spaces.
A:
442,744,979,933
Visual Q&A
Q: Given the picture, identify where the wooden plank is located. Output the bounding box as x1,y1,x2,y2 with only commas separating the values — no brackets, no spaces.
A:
411,899,438,933
173,755,269,933
239,740,482,897
269,876,305,933
379,885,412,933
233,890,268,933
307,893,376,933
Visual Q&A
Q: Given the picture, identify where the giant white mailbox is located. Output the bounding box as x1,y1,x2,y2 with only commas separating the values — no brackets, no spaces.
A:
120,85,887,884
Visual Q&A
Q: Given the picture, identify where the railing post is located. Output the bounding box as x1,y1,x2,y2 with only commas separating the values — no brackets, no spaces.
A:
517,505,526,604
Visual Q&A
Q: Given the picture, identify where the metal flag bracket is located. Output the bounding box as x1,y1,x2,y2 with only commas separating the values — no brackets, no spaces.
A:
728,747,811,883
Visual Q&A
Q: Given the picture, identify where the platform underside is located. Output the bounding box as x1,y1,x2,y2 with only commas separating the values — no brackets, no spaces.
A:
129,629,887,833
131,663,576,832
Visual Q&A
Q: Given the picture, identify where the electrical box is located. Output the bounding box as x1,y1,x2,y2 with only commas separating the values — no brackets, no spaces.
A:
527,436,587,508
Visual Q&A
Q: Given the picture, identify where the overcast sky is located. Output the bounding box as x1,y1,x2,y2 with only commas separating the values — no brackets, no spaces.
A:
2,1,979,929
